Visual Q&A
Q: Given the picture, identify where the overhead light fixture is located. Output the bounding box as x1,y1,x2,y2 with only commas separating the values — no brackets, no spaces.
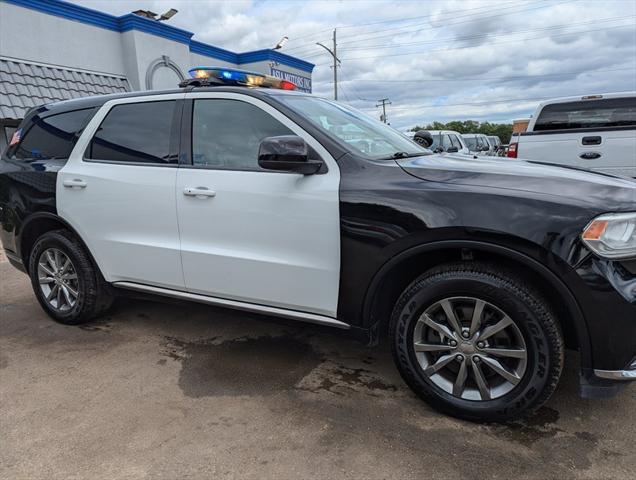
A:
274,36,289,50
132,9,158,19
132,8,178,21
158,8,178,21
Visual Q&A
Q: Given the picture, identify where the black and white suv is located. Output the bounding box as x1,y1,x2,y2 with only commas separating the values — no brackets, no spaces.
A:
1,67,635,422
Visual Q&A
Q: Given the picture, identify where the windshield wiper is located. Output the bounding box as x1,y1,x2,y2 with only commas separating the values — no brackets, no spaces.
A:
388,151,424,159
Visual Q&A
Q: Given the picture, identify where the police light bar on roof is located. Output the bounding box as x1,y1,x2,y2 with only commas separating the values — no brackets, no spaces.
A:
185,66,297,90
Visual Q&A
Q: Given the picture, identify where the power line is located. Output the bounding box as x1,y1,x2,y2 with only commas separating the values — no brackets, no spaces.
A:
335,0,523,30
334,0,561,44
345,66,636,84
283,0,524,51
314,23,635,65
358,91,636,111
283,0,553,56
337,15,635,51
337,66,374,101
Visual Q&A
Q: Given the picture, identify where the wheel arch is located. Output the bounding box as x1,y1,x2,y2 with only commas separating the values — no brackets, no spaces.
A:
18,212,101,276
362,239,592,369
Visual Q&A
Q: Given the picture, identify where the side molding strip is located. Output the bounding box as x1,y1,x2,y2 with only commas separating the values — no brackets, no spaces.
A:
113,281,350,329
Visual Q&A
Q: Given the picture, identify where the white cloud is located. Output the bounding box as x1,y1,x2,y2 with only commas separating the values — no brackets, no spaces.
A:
73,0,636,128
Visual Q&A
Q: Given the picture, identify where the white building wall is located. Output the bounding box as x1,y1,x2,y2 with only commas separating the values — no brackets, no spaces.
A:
189,53,237,70
0,2,126,76
0,1,313,93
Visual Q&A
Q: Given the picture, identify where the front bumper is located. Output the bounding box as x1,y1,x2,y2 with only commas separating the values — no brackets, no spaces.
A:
594,357,636,381
581,359,635,399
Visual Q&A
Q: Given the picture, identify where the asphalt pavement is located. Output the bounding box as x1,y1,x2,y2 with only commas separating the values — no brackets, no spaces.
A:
1,259,634,480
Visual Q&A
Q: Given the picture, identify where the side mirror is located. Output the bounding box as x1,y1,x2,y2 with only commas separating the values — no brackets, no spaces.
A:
446,146,459,153
434,146,445,153
258,136,323,175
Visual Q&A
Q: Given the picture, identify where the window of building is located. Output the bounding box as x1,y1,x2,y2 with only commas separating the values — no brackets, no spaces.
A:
534,97,636,131
192,99,293,170
10,109,93,160
87,101,177,164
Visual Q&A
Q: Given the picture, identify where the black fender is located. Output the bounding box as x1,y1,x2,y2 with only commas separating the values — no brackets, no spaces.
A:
17,212,99,274
362,239,592,369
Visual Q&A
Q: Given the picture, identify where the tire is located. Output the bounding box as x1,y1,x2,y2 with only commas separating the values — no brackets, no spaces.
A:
28,229,113,325
390,262,563,423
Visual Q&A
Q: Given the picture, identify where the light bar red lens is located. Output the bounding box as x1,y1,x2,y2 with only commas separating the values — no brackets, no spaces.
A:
280,80,296,90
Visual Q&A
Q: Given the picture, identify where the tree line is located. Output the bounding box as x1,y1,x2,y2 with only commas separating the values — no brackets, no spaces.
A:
410,121,513,143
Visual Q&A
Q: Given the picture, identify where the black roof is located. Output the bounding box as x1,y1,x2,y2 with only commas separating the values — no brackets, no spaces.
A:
34,86,308,117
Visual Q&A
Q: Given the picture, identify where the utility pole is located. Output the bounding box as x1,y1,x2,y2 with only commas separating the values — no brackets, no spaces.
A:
316,29,341,100
376,98,392,123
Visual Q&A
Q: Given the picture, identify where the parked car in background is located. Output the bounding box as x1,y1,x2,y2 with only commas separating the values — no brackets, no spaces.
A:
462,133,491,155
487,135,503,155
426,130,470,154
508,92,636,178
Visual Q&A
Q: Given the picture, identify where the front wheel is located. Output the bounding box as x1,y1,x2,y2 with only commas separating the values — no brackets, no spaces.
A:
390,262,564,422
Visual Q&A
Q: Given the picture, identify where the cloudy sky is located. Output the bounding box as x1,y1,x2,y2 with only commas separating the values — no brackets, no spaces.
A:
73,0,636,129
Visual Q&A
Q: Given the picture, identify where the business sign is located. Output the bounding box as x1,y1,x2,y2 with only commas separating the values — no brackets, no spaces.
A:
270,68,312,93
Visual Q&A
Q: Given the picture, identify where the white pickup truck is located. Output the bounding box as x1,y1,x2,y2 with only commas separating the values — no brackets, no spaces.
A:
508,92,636,178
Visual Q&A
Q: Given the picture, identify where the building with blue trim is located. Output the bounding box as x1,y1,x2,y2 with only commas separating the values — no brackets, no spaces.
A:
0,0,314,150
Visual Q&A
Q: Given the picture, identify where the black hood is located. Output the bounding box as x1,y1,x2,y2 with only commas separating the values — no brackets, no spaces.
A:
397,154,636,211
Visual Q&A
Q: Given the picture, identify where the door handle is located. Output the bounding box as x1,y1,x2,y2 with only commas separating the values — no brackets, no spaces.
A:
183,187,216,198
62,179,87,189
582,136,602,146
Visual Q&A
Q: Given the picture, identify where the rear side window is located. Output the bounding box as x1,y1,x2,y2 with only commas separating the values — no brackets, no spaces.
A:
534,97,636,131
9,109,93,160
87,101,177,164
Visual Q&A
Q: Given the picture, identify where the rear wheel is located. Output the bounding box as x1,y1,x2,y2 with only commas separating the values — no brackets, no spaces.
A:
29,229,113,324
390,262,563,422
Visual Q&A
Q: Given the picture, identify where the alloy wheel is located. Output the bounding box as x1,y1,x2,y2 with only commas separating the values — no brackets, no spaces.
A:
37,248,79,312
413,296,527,401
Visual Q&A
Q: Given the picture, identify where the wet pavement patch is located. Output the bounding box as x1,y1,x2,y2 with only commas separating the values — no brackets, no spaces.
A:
161,335,323,398
298,363,398,396
489,406,562,446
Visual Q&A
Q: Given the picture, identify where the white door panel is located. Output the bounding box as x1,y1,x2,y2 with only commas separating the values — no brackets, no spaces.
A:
57,94,185,289
177,169,340,316
178,92,341,317
58,162,183,287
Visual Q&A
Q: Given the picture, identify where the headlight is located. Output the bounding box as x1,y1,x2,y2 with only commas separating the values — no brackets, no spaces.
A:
582,212,636,259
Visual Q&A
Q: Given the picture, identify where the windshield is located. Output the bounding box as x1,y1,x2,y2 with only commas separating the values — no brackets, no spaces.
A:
277,95,428,159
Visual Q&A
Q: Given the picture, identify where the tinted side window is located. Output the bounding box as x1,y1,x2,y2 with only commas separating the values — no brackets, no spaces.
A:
534,97,636,131
450,135,462,147
192,99,293,170
10,109,93,160
429,133,442,151
87,101,177,164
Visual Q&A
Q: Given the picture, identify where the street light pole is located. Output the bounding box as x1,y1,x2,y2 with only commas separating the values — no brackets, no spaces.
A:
317,29,341,101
